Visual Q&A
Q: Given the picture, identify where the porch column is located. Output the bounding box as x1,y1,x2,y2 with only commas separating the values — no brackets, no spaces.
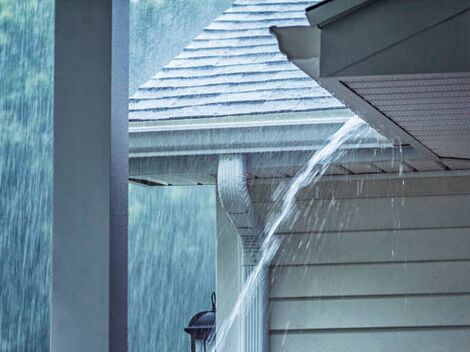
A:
52,1,128,351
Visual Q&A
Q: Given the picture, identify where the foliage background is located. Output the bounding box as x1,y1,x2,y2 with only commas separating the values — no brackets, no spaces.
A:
0,0,232,350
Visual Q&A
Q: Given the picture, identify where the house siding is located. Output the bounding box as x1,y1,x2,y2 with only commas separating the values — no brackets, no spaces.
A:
253,174,470,352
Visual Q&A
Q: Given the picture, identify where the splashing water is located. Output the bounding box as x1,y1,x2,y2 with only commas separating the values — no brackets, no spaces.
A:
212,116,370,351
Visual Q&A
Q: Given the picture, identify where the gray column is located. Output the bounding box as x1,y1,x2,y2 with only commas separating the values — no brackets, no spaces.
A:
52,1,128,351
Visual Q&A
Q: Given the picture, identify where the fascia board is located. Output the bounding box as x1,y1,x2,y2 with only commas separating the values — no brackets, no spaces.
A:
329,12,470,77
319,0,470,77
129,145,424,180
270,25,321,61
306,0,376,28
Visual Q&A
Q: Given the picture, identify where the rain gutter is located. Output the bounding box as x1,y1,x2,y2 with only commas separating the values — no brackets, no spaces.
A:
129,110,387,158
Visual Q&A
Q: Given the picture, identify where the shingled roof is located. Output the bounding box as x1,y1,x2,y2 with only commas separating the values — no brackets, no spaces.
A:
128,0,459,183
129,0,345,121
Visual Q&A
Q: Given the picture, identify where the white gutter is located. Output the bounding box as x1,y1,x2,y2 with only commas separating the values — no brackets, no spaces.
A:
129,112,389,158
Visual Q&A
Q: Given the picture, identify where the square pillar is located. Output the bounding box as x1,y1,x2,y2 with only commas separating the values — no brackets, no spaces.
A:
52,1,128,351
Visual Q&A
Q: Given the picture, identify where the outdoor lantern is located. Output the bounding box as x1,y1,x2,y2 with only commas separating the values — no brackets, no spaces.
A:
184,292,216,352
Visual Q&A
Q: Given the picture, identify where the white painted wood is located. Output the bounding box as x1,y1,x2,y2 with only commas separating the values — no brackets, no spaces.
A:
129,146,429,184
270,295,470,330
271,261,470,298
255,194,470,233
272,227,470,266
249,175,470,201
252,176,470,351
242,265,269,352
216,196,242,352
270,328,470,352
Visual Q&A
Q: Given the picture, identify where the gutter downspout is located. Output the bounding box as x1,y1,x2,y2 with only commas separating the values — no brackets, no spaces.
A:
217,154,269,352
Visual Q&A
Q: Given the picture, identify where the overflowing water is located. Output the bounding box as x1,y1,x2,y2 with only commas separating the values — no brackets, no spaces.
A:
213,117,371,351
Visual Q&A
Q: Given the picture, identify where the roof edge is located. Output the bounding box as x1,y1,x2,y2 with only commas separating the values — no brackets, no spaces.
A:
306,0,378,28
129,112,390,159
129,109,353,130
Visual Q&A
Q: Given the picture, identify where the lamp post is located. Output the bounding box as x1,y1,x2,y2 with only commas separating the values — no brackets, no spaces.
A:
184,292,216,352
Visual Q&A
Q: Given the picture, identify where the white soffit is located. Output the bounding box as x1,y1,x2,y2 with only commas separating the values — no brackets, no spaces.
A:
272,0,470,162
344,73,470,159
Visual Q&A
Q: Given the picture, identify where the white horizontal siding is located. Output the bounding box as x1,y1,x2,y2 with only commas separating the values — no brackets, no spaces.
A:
272,228,470,265
250,175,470,201
271,295,470,330
271,261,470,298
261,175,470,352
256,194,470,233
270,328,470,352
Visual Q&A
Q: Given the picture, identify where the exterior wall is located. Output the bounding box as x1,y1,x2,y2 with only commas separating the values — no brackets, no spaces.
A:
217,174,470,352
251,174,470,352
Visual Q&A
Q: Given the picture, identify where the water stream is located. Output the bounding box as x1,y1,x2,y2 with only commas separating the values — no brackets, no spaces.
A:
213,116,371,351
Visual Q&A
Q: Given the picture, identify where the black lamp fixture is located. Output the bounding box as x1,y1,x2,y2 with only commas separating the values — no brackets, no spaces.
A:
184,292,216,352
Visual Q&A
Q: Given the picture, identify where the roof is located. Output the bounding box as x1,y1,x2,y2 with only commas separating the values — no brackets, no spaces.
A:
128,0,464,186
129,0,346,122
272,0,470,163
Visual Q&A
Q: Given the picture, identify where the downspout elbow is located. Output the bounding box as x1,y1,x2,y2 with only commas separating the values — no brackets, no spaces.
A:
217,154,262,265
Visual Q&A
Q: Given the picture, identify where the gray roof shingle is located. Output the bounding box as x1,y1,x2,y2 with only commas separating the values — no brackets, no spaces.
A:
129,0,344,121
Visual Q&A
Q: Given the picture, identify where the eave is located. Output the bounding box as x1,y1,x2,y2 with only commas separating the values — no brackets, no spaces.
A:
130,110,376,158
129,111,451,187
128,0,470,188
272,0,470,163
